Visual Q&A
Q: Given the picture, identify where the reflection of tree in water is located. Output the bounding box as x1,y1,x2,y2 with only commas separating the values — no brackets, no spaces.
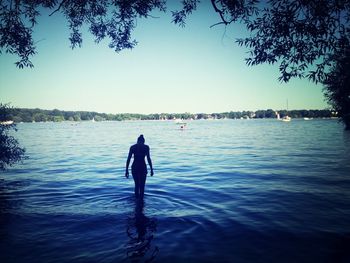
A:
126,200,158,262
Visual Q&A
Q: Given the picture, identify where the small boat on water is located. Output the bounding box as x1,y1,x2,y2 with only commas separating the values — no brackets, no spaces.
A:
282,116,291,122
0,120,14,125
281,99,292,122
175,122,187,129
174,119,187,128
174,119,186,124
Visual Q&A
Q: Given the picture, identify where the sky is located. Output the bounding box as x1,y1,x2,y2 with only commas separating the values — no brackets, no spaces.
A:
0,2,328,114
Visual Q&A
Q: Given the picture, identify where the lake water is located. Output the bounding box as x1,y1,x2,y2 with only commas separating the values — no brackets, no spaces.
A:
1,119,350,263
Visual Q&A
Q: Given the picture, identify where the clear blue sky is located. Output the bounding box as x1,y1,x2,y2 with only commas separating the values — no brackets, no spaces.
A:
0,2,328,114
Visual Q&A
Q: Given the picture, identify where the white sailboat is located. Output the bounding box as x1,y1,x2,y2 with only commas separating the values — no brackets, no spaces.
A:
282,99,291,122
282,115,291,122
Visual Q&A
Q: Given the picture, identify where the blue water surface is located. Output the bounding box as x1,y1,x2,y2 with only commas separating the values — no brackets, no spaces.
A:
1,119,350,262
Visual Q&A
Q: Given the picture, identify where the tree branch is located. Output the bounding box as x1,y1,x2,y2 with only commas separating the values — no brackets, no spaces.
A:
49,0,68,16
146,14,160,19
210,0,229,25
210,21,227,28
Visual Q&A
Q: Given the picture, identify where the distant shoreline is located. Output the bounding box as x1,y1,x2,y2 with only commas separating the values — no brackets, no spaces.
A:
6,107,337,123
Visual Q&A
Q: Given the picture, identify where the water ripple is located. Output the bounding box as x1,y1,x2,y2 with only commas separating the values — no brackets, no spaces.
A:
1,119,350,262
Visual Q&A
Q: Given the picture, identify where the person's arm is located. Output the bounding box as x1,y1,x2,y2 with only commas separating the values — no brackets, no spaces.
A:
146,146,154,176
125,147,132,178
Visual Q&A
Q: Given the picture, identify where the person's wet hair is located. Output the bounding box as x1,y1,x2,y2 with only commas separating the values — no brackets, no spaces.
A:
137,135,145,144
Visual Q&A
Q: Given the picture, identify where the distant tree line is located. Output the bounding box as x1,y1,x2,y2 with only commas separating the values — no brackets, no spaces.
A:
5,108,336,123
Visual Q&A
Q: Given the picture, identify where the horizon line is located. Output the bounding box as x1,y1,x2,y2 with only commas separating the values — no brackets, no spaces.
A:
9,106,334,115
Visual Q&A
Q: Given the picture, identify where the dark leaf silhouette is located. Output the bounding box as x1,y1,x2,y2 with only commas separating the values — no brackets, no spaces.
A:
0,104,27,171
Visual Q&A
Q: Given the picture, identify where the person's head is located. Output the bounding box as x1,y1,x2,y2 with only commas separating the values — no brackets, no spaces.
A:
137,134,145,145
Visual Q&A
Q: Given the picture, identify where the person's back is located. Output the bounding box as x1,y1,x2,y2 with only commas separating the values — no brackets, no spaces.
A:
130,143,149,175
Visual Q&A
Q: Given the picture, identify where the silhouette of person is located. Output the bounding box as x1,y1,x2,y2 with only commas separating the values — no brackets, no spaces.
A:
125,135,154,199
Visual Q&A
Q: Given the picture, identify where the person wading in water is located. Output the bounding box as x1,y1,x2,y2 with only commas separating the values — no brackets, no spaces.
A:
125,135,154,200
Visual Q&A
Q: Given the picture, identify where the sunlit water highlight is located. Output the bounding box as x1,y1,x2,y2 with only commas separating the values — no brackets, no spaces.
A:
1,119,350,262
